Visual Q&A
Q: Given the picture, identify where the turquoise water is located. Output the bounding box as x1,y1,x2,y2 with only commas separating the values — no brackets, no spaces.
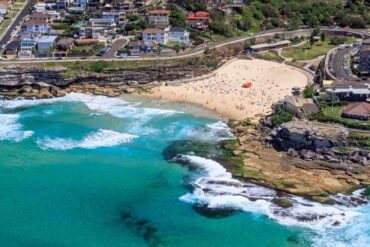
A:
0,94,369,247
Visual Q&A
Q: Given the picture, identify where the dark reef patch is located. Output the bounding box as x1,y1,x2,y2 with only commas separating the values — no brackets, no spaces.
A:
193,205,239,219
120,212,164,246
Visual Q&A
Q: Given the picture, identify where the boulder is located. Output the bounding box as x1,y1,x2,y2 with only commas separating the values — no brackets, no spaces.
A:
287,148,299,157
50,86,66,97
236,126,248,134
233,150,243,156
300,150,317,161
37,88,53,99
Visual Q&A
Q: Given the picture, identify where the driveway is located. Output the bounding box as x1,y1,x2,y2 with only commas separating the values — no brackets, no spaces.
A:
103,38,128,58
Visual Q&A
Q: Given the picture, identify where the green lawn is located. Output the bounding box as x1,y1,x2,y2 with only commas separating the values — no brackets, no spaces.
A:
282,40,335,60
253,50,284,63
282,37,357,61
315,105,370,130
6,11,18,18
0,19,11,35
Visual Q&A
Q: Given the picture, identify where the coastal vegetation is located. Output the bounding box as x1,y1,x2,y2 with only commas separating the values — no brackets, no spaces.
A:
191,0,370,40
348,132,370,149
270,105,294,127
303,85,316,98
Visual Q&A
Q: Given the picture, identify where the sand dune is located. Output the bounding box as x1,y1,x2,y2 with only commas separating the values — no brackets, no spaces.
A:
146,59,311,120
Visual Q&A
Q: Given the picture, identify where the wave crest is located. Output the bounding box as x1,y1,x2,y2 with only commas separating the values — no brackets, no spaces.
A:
0,113,33,142
37,129,137,150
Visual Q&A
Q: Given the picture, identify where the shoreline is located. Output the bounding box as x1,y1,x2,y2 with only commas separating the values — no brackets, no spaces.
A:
141,58,312,121
118,94,225,120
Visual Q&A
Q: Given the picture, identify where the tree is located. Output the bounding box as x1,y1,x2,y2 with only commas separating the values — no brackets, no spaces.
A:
312,27,321,37
303,85,315,98
168,4,186,27
321,32,326,41
309,36,315,47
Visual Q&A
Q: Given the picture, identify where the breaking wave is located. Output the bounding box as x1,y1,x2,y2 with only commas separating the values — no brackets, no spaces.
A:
36,129,137,150
173,155,369,246
180,121,234,142
0,113,33,142
0,93,181,136
0,93,179,117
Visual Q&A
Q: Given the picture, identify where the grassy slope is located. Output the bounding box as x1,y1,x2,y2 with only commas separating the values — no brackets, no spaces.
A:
282,37,357,61
253,50,284,63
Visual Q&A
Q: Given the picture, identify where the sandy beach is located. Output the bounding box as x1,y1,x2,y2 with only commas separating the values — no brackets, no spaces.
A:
145,59,312,120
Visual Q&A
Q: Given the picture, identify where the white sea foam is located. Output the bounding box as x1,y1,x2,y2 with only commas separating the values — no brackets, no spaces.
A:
37,129,137,150
0,93,180,136
176,155,365,234
0,113,33,142
180,121,234,142
0,93,179,117
310,204,370,247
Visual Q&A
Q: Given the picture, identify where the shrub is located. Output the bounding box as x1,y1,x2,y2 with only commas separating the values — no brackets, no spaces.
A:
303,85,315,98
90,61,107,73
330,36,347,45
271,106,294,127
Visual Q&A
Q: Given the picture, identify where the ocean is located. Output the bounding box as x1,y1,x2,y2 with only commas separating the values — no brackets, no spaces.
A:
0,93,369,247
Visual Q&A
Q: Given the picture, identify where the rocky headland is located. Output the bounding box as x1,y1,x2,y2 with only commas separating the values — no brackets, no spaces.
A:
0,65,211,99
225,119,370,203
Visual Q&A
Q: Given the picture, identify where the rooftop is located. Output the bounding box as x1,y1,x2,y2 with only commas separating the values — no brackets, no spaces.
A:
342,102,370,117
38,35,58,43
26,20,48,25
142,28,165,34
250,40,291,50
149,9,170,15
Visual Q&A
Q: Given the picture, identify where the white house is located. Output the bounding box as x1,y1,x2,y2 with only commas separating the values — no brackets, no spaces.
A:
102,11,126,24
25,20,50,34
18,38,38,58
79,26,107,39
89,18,115,28
37,36,58,53
168,27,190,45
46,11,62,21
142,28,168,45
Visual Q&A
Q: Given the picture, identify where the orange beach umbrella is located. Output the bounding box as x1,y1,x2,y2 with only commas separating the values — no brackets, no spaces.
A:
242,82,253,88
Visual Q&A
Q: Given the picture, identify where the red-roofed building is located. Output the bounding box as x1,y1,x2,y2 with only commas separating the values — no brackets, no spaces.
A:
148,9,170,26
342,102,370,120
187,11,210,30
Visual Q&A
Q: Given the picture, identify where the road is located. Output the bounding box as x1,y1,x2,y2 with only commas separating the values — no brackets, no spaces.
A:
0,0,38,48
0,27,369,65
329,46,358,81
